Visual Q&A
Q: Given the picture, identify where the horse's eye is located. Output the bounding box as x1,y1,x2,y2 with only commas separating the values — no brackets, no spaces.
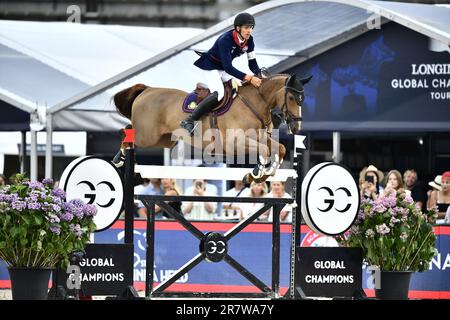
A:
289,96,294,101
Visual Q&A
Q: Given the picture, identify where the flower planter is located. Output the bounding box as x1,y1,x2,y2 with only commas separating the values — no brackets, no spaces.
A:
8,267,53,300
375,270,413,300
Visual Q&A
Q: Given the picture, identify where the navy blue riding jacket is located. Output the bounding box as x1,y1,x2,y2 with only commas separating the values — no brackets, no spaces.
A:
194,30,260,81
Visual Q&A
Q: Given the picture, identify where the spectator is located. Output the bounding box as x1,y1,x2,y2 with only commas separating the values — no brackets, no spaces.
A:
428,171,450,220
134,178,163,219
161,178,182,195
237,181,268,220
183,179,217,220
427,175,442,210
155,187,183,219
381,170,408,198
0,174,8,186
262,181,292,223
137,178,162,195
403,169,426,210
359,165,384,200
221,180,248,220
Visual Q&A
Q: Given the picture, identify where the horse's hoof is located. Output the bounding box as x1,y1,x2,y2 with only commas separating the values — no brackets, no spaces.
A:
242,173,253,184
112,150,125,168
259,155,268,166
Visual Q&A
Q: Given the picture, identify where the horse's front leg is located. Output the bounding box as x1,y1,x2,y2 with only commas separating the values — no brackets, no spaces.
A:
112,126,133,168
239,135,271,183
262,137,286,177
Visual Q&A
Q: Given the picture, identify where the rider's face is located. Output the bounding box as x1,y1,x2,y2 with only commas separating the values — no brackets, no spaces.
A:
237,25,254,40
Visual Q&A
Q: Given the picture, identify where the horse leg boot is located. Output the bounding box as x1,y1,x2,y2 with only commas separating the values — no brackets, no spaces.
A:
112,125,132,168
180,91,218,135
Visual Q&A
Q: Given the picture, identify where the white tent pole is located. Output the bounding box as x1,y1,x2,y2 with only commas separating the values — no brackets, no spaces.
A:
45,113,53,179
20,131,26,174
30,130,38,181
332,131,341,164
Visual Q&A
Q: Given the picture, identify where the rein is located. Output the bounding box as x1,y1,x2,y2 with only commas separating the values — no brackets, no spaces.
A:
238,75,303,130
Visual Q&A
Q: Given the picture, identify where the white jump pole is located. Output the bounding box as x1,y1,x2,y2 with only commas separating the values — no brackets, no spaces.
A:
135,164,297,182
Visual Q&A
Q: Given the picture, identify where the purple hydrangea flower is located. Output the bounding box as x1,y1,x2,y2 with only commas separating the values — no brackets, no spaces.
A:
50,225,61,235
52,188,66,199
70,199,86,207
375,223,391,235
372,203,387,214
404,194,414,205
62,202,75,212
365,229,375,238
69,223,83,238
41,202,53,212
27,201,41,210
12,200,27,212
60,212,74,222
42,178,54,186
50,196,63,206
377,195,397,209
25,181,45,190
70,199,86,218
52,204,61,213
4,193,18,203
83,204,97,217
48,213,60,224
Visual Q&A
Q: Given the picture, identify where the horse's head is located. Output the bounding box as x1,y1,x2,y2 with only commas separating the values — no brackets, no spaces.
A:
273,74,312,134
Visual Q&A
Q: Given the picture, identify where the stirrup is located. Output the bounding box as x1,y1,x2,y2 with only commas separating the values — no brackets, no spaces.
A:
180,119,199,136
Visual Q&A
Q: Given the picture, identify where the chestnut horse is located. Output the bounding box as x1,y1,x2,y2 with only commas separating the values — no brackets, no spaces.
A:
114,74,310,182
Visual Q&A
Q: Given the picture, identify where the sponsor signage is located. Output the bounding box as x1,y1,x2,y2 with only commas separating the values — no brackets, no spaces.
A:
61,244,133,296
301,162,359,236
59,156,124,232
296,247,362,298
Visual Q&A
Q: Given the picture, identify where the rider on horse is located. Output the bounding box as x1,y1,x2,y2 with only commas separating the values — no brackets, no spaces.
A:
180,12,263,135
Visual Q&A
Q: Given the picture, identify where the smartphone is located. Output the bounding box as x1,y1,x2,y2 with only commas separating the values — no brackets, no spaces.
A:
195,181,203,189
365,176,374,184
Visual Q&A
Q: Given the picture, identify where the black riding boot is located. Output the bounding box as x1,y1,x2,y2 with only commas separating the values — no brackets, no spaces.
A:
180,91,218,135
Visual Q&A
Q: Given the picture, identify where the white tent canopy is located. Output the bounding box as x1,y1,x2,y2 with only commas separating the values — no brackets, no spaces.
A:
0,20,205,131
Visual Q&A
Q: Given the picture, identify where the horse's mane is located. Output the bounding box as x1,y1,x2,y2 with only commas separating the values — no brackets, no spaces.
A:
240,73,289,88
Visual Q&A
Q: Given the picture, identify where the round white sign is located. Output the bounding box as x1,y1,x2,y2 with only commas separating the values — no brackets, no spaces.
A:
59,157,124,232
301,162,359,236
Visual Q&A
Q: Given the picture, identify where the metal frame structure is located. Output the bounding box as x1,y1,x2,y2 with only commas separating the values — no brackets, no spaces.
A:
141,195,288,299
122,144,304,299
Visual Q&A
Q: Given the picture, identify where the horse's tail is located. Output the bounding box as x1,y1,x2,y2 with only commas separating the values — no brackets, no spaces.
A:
113,84,148,119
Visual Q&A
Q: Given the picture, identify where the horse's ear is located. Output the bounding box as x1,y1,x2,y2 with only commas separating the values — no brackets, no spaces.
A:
287,74,296,86
300,75,313,85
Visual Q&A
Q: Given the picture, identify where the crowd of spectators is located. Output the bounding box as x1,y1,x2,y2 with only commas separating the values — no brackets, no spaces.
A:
1,164,449,225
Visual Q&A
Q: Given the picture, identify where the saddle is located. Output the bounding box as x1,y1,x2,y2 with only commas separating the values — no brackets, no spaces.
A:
182,80,237,128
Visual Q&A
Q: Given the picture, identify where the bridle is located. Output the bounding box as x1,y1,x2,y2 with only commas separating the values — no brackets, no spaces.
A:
282,76,303,133
238,74,303,133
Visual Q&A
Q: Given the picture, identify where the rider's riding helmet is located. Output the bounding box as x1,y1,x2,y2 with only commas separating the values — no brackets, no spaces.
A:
234,12,255,30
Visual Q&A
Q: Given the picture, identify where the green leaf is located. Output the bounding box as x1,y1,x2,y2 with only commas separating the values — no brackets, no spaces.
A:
65,242,74,253
0,241,6,249
19,226,27,238
10,227,19,237
21,215,32,225
34,215,43,225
